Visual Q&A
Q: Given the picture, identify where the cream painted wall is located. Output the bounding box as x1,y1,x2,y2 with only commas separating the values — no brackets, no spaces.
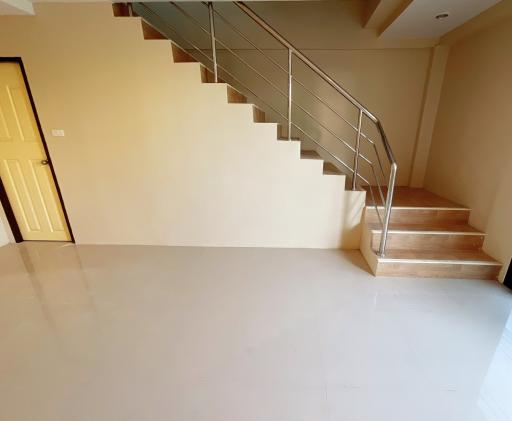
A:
0,2,365,248
424,15,512,280
409,45,449,187
0,209,10,246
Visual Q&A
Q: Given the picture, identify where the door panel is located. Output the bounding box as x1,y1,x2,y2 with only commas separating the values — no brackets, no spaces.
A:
0,62,70,241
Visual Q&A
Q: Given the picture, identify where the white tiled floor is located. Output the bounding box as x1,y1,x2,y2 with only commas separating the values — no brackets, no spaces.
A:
0,242,511,421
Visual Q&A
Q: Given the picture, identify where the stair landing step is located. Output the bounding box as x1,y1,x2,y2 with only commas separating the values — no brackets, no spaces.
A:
377,249,500,265
365,187,468,209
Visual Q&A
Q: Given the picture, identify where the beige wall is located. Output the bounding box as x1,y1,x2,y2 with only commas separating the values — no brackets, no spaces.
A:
424,13,512,280
0,208,10,246
0,2,365,249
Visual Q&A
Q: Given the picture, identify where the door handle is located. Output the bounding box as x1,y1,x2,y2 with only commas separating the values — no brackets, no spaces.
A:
41,159,49,166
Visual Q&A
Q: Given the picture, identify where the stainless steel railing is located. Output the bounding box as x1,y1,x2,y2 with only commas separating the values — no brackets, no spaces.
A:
129,1,397,256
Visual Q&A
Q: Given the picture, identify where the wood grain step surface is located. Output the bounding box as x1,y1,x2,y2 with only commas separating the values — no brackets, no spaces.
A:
368,222,486,251
323,163,342,175
172,44,196,63
200,67,226,84
368,222,482,233
375,261,501,280
374,248,501,280
365,186,467,208
141,21,166,40
301,150,321,160
377,248,500,264
253,107,265,123
365,207,471,225
227,86,247,103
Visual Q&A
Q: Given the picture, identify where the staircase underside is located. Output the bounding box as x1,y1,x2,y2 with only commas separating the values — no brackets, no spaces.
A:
361,187,501,280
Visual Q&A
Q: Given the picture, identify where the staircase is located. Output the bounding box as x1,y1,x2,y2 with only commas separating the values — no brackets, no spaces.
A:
361,187,501,279
112,2,501,280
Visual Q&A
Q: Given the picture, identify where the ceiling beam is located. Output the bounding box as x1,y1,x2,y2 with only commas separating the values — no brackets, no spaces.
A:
363,0,411,31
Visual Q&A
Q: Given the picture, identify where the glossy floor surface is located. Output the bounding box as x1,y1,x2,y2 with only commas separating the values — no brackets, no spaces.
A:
1,242,511,421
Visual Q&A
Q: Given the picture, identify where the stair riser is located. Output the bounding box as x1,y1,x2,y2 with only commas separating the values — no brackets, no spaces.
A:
253,107,265,123
227,87,247,104
172,44,196,63
141,21,166,40
365,208,470,225
371,232,485,251
375,262,500,280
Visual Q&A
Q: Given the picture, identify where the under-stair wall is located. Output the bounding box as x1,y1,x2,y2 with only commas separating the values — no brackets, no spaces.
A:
0,3,365,248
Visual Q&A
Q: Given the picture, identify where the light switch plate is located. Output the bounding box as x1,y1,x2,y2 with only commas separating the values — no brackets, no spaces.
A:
51,129,65,137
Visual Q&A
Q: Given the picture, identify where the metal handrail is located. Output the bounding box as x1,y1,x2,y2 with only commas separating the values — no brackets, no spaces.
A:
233,1,397,256
234,2,396,163
170,1,377,169
132,1,397,257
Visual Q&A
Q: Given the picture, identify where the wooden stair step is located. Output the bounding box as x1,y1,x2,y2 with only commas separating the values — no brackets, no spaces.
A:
172,43,197,63
364,186,466,208
200,66,226,84
227,86,247,103
113,3,134,17
368,222,486,251
300,150,321,160
141,21,166,40
378,248,499,263
368,222,482,233
253,107,265,123
365,207,471,225
323,162,342,176
374,248,501,280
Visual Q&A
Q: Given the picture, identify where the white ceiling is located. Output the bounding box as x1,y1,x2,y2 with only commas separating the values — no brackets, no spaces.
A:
382,0,502,38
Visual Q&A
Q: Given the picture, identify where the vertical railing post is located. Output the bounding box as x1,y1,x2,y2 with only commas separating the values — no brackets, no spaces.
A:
379,163,397,256
287,49,293,140
352,109,363,190
208,2,218,83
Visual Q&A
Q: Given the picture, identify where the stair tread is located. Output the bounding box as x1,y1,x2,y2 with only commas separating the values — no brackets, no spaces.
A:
301,150,321,160
377,248,501,265
365,186,468,209
368,222,484,234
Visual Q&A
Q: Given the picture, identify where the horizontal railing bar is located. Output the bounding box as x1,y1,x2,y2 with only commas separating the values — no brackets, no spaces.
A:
235,1,397,168
171,2,289,100
137,4,215,64
210,38,289,98
136,1,393,247
293,76,375,145
235,3,374,121
210,5,289,75
291,98,373,166
292,123,371,185
138,3,286,125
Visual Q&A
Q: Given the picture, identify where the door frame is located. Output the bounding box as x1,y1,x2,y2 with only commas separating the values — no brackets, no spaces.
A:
0,57,74,243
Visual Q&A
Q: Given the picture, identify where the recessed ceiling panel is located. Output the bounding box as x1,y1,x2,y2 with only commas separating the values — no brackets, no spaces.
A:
382,0,501,39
